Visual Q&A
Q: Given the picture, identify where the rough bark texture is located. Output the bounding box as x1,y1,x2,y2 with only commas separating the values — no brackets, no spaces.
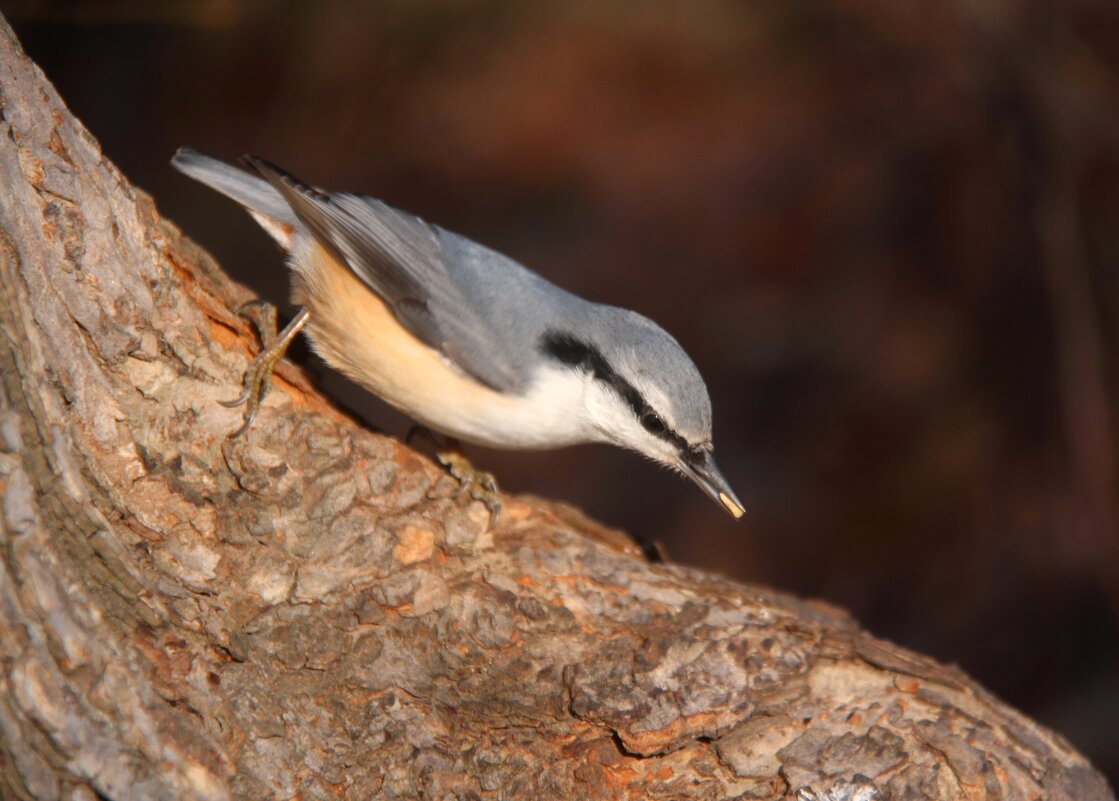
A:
0,15,1111,801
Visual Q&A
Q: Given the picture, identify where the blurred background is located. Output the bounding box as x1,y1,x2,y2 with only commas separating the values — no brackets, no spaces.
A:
6,0,1117,783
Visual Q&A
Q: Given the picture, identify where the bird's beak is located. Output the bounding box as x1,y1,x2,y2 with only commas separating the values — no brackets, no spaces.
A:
680,451,745,519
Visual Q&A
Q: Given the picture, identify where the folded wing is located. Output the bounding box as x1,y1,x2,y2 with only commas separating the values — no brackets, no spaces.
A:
246,157,528,393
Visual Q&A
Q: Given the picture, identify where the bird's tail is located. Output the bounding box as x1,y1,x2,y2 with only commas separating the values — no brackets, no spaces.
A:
171,148,298,233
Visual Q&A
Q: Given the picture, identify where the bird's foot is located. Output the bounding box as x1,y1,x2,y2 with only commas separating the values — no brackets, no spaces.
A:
220,302,311,438
408,427,501,527
437,447,501,528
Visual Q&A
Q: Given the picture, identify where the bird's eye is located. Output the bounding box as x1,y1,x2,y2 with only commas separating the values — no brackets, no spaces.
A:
641,410,666,434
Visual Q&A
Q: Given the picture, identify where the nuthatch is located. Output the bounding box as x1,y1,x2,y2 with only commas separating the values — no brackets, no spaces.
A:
172,149,744,521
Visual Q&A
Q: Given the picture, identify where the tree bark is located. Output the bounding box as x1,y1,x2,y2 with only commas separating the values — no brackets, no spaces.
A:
0,15,1111,801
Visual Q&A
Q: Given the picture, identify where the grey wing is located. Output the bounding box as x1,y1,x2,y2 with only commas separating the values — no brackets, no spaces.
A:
172,149,297,229
245,157,528,393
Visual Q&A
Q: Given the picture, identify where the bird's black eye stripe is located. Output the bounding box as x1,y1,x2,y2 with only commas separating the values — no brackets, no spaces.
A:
539,331,644,416
640,409,690,453
540,330,692,452
661,422,688,451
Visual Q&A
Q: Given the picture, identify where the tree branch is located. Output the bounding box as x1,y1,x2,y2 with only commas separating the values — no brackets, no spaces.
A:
0,14,1111,801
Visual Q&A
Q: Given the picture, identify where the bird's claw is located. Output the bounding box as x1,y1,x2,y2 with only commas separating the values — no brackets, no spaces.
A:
436,446,502,528
218,386,253,409
221,302,310,438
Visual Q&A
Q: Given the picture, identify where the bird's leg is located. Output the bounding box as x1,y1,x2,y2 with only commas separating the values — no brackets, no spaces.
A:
220,301,311,438
407,426,501,527
438,445,501,528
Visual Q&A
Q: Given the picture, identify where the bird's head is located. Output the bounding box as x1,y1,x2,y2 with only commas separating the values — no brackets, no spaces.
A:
539,310,744,519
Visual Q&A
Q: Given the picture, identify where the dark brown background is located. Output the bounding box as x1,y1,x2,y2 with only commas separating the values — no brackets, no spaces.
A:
6,0,1117,785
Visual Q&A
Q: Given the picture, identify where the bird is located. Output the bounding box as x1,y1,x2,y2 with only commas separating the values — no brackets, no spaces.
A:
171,148,744,523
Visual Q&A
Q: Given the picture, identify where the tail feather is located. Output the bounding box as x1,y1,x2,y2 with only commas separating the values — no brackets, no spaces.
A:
171,148,298,231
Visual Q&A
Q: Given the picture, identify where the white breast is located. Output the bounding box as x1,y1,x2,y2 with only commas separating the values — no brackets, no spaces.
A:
290,239,596,449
